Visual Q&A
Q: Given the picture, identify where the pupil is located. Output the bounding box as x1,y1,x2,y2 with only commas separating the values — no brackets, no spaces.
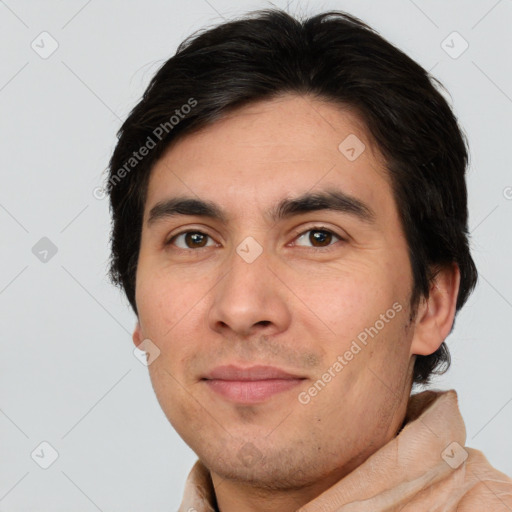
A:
311,230,331,246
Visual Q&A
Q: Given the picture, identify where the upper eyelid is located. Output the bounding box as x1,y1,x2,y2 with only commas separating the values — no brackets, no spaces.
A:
167,227,217,243
169,230,217,245
292,225,343,239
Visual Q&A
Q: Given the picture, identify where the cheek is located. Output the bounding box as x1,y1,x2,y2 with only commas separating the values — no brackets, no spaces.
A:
147,360,205,445
136,267,204,339
290,262,396,339
136,268,219,383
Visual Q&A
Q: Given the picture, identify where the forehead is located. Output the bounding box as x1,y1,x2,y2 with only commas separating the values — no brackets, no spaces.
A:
145,94,394,223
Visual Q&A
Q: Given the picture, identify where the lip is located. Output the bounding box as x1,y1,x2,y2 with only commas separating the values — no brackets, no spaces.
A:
202,365,306,403
203,364,303,380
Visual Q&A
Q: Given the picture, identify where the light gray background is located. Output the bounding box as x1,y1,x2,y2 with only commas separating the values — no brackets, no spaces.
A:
1,0,511,510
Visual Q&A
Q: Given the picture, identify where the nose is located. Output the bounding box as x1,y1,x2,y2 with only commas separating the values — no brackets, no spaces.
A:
207,240,292,340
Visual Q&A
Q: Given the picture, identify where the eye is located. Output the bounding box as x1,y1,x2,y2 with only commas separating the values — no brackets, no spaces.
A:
165,226,345,251
293,227,344,249
166,230,216,250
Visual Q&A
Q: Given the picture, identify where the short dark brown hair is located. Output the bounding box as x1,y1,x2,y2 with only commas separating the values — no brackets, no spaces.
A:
106,9,478,386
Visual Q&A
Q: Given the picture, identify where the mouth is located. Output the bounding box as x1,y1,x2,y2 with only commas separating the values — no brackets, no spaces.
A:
201,364,306,404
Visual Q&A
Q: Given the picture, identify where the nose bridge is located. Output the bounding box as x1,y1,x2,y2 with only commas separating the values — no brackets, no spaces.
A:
222,234,272,306
208,234,290,336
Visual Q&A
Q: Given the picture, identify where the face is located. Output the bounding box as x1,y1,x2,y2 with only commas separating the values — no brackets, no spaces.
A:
134,94,422,494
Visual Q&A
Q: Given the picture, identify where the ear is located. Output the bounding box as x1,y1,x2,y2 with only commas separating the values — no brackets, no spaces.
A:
132,320,143,348
410,262,461,356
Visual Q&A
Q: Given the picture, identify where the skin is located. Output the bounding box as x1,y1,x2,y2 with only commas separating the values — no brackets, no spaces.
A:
132,94,460,511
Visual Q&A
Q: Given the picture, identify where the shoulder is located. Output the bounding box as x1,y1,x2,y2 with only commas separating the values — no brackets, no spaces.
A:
457,447,512,511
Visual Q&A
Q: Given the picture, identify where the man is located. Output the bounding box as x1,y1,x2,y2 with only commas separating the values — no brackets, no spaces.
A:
106,8,512,511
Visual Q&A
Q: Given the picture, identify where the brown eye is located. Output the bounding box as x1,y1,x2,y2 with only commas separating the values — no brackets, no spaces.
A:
167,231,214,249
294,228,342,249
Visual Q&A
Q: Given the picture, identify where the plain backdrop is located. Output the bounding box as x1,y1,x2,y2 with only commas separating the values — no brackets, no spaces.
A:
1,0,511,510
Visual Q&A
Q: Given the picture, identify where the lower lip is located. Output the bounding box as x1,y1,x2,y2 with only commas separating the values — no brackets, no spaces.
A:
204,378,304,403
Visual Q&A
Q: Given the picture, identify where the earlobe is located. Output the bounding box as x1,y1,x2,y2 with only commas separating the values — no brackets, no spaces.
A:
410,262,461,356
132,320,143,348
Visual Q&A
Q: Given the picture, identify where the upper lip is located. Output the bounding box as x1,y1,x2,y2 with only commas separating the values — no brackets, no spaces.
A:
202,365,304,381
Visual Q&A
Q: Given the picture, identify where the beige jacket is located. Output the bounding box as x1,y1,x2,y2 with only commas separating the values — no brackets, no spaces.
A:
178,389,512,511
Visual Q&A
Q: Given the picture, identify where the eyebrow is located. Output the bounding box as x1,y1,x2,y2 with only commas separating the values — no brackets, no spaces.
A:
147,188,376,227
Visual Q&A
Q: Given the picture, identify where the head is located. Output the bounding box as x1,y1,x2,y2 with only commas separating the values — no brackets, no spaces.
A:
106,8,477,499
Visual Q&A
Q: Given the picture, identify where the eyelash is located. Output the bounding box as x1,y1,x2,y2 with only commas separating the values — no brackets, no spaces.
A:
165,226,346,252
